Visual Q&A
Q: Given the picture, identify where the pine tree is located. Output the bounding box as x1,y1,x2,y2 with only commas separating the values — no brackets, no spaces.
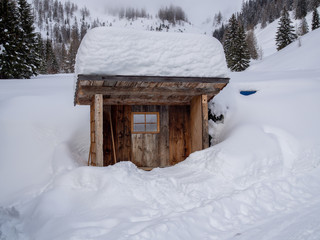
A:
232,25,250,71
45,36,59,74
223,14,239,70
294,0,308,19
68,19,80,72
297,17,309,35
17,0,41,78
0,0,21,78
275,7,297,51
223,14,250,72
246,30,259,60
311,8,320,30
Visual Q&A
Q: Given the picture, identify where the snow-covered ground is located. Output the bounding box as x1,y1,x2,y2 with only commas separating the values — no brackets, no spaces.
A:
1,29,320,240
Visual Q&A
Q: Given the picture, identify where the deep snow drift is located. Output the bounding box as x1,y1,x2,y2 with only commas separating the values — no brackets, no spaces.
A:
1,31,320,240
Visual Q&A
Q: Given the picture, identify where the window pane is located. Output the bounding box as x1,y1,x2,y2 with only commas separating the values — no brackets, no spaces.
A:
146,124,158,132
133,124,145,132
146,114,157,123
133,114,145,124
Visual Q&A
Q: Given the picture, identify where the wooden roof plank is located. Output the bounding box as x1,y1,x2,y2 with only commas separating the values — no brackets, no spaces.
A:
77,74,230,84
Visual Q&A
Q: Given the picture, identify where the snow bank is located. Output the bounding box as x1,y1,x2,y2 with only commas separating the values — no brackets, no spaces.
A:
0,75,89,206
75,27,228,78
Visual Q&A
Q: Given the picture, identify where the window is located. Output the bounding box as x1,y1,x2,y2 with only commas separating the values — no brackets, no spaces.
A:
132,112,160,133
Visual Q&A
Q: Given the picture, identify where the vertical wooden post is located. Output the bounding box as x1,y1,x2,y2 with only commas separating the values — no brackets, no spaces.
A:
90,101,96,166
201,95,209,149
94,94,103,167
190,95,202,152
190,95,209,152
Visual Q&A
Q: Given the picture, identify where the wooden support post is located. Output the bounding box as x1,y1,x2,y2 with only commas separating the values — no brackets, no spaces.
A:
201,95,209,149
190,95,209,152
109,112,117,164
94,94,103,167
90,102,96,166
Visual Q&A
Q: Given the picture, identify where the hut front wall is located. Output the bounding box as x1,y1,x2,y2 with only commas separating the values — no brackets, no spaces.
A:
103,105,191,168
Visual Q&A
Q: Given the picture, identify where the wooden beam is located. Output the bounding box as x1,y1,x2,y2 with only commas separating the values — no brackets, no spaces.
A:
202,95,209,149
78,74,230,84
94,94,103,167
90,101,96,166
190,96,202,152
78,86,219,97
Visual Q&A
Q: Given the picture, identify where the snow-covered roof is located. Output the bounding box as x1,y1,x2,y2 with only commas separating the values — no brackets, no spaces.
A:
75,27,228,78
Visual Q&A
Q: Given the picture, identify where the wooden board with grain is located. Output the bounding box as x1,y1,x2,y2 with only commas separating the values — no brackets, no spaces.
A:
169,106,191,165
190,96,203,152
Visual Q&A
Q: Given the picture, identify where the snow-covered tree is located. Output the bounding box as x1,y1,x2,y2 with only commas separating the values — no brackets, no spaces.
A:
17,0,41,78
45,35,59,74
297,17,309,35
275,7,297,51
68,18,80,72
223,14,239,70
0,0,21,78
0,0,40,79
223,14,250,72
246,29,259,60
232,25,250,71
311,8,320,30
294,0,308,19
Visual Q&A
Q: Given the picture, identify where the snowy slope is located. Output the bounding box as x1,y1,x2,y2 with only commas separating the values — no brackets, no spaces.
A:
254,7,320,58
1,24,320,240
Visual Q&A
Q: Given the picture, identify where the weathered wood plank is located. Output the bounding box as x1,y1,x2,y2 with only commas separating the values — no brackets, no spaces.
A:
115,105,132,162
103,106,113,166
78,86,219,97
78,74,230,83
104,98,191,105
90,101,96,166
159,106,169,167
169,106,191,165
131,105,168,167
190,96,203,152
202,95,209,149
78,97,192,106
94,94,103,167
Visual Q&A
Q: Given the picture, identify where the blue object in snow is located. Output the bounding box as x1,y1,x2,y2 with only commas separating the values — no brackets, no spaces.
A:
240,90,257,96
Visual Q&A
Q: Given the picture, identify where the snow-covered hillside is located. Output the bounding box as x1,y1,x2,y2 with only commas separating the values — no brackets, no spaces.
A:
254,7,320,58
0,28,320,240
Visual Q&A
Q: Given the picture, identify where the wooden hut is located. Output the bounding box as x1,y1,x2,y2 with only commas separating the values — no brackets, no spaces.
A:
74,27,229,169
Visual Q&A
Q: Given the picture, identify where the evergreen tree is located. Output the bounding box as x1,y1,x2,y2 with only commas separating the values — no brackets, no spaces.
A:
297,17,309,35
275,7,297,51
45,36,59,74
311,8,320,30
68,19,80,72
223,14,239,70
0,0,21,78
246,30,259,60
35,33,46,74
223,14,250,72
232,25,250,71
17,0,41,78
294,0,308,19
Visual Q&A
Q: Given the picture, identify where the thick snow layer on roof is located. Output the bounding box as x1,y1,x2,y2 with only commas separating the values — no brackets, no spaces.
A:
75,27,228,77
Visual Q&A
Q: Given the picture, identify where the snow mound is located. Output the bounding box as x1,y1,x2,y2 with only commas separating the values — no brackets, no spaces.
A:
75,27,228,77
